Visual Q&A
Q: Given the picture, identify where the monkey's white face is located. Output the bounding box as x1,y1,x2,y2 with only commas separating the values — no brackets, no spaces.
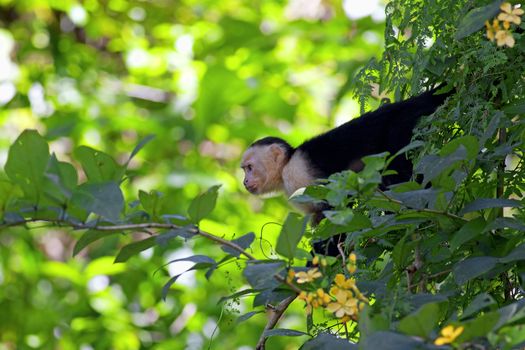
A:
240,145,286,195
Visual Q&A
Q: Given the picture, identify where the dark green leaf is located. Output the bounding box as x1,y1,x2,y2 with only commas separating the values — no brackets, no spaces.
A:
415,146,467,185
237,311,263,323
461,293,496,319
253,288,296,307
156,228,196,244
45,154,78,199
243,262,284,290
219,288,257,303
221,232,255,257
453,256,498,285
264,328,308,338
450,217,486,251
323,208,354,226
114,236,157,263
71,182,124,222
126,134,155,165
361,331,428,350
276,213,308,259
440,135,479,160
460,198,522,215
161,256,216,299
397,302,442,338
74,146,123,183
165,255,215,266
484,217,525,232
499,244,525,263
73,230,119,256
187,185,221,224
455,1,502,40
503,99,525,115
300,332,357,350
5,130,50,200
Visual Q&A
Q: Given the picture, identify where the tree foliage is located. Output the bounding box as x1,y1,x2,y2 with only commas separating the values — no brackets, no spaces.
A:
1,0,525,349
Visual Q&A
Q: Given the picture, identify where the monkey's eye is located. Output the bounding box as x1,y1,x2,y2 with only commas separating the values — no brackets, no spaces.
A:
246,164,253,172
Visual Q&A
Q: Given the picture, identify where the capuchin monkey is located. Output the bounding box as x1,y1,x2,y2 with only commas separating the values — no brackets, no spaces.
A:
242,86,451,204
241,87,451,255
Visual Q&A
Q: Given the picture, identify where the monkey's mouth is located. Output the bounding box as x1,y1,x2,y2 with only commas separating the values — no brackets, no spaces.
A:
245,185,258,194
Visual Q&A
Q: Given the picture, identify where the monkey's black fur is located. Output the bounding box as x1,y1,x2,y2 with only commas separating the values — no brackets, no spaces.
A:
255,86,452,256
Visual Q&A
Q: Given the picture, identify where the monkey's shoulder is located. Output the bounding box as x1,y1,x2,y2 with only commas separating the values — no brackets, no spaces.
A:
282,151,317,197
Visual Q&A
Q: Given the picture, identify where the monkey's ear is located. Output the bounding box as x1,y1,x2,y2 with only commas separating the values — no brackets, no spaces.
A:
269,144,285,163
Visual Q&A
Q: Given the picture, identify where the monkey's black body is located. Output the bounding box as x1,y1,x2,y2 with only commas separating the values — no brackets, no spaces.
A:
299,87,451,186
251,87,452,257
301,87,451,256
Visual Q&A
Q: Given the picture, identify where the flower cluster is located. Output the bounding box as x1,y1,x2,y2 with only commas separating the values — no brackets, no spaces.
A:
434,325,464,346
485,2,523,48
326,273,368,322
293,253,368,322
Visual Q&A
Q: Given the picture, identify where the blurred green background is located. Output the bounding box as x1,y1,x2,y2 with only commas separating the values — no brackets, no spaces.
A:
0,0,386,348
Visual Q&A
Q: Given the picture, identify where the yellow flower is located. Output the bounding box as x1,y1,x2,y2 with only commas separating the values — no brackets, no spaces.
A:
349,253,357,263
498,2,524,25
434,325,464,346
312,255,319,266
347,263,357,274
495,29,515,47
298,291,308,300
326,290,358,318
295,268,322,284
485,20,496,41
286,269,295,283
320,258,327,267
334,274,356,289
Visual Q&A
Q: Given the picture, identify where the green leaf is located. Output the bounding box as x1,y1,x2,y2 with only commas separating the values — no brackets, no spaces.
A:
453,256,498,285
323,208,354,226
455,1,502,40
237,311,263,323
461,293,496,319
460,198,522,214
301,332,357,350
71,182,124,222
219,288,257,303
139,190,161,217
264,329,308,338
243,262,284,290
361,331,427,350
484,217,525,232
114,236,157,263
440,135,479,160
221,232,255,257
415,146,467,185
45,154,78,200
5,130,50,200
126,134,155,165
275,213,308,259
73,230,120,256
457,312,499,342
503,99,525,115
187,185,221,224
450,217,486,251
392,233,413,269
398,302,443,338
253,288,296,307
499,244,525,263
74,146,124,183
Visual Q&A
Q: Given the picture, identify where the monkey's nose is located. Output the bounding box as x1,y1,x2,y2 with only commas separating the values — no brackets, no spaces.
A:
243,179,249,186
